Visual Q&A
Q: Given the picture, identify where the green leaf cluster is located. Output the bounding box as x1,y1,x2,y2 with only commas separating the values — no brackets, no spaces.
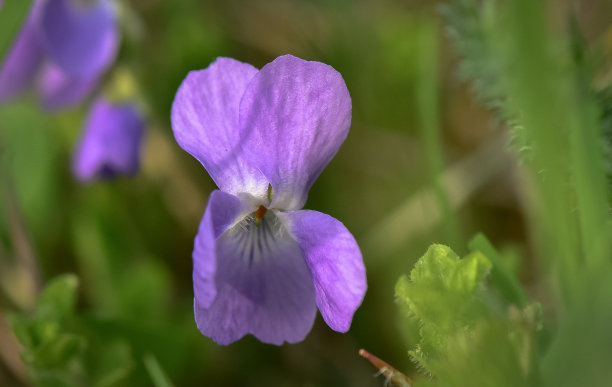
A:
8,275,133,387
396,242,541,387
395,245,490,367
432,0,612,386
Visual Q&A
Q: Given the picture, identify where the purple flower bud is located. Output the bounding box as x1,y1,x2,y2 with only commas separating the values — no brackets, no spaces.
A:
172,55,367,345
73,98,144,182
0,0,118,109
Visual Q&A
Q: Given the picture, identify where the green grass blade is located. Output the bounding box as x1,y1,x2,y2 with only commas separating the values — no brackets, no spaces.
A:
415,18,462,250
144,353,175,387
469,233,528,308
0,0,32,63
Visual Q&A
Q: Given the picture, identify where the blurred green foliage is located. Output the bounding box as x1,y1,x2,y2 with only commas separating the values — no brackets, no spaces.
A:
392,0,612,386
9,275,133,386
396,243,542,387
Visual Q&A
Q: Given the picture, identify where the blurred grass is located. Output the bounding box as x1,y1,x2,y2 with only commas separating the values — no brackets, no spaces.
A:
414,18,462,251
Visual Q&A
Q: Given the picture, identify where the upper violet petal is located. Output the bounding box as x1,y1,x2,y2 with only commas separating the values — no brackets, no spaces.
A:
171,57,269,199
73,98,144,182
39,0,118,78
238,55,352,210
281,210,366,332
195,211,317,345
0,13,44,102
193,190,247,309
37,61,99,110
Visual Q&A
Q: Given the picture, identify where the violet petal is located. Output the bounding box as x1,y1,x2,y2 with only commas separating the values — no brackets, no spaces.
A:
195,208,316,345
37,61,99,110
193,190,248,309
238,55,352,210
0,13,44,102
281,210,366,332
73,98,144,182
38,0,118,78
171,57,269,199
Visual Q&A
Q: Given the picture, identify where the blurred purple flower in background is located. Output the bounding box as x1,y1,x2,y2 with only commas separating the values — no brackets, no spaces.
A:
0,0,118,109
73,97,144,182
1,0,146,181
172,55,367,345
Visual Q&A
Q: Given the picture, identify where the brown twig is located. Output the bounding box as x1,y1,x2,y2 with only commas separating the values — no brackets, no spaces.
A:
359,348,412,387
0,311,28,385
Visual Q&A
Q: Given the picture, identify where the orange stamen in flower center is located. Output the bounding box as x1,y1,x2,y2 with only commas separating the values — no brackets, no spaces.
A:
254,205,267,220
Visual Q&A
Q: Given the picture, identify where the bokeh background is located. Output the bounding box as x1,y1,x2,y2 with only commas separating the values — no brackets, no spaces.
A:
1,0,611,386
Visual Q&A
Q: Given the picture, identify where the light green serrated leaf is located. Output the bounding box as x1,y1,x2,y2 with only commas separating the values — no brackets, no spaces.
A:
395,244,492,369
36,274,79,319
396,244,491,329
396,243,542,386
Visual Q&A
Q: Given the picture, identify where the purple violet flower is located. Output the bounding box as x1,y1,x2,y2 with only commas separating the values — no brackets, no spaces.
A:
73,97,144,182
171,55,367,345
0,0,118,109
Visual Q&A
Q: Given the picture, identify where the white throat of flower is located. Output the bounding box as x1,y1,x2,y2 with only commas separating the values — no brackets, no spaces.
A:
221,207,294,267
220,183,295,266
